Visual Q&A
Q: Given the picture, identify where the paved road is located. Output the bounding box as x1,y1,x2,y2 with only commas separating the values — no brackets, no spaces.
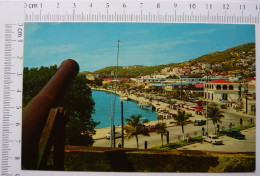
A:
93,108,255,149
178,127,256,152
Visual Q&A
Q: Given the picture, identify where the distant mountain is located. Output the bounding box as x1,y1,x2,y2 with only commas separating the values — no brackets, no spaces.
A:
81,43,255,78
91,64,179,78
188,43,255,65
79,71,91,75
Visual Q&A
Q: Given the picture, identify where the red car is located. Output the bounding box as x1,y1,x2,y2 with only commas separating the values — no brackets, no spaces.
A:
145,125,157,131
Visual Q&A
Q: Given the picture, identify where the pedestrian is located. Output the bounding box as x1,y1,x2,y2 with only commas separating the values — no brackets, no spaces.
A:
229,122,232,129
240,118,243,126
202,127,205,136
217,124,220,132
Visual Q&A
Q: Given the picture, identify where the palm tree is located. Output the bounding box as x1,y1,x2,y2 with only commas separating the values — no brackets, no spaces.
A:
174,110,192,140
155,122,167,146
208,105,224,134
125,114,150,148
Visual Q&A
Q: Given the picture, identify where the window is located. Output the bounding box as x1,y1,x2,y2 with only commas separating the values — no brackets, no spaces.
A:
223,85,227,90
216,85,221,90
222,93,227,100
229,85,233,90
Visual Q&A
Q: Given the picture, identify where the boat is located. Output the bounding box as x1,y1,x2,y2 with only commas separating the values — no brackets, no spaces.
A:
120,96,128,101
137,101,153,110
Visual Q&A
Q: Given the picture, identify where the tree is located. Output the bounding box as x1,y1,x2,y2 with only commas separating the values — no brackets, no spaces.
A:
125,114,149,148
208,105,224,134
23,66,99,146
174,110,192,140
155,122,167,146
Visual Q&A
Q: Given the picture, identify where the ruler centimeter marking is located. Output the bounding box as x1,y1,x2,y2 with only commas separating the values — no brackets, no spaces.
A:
0,1,259,176
2,23,14,176
23,1,260,23
1,2,24,176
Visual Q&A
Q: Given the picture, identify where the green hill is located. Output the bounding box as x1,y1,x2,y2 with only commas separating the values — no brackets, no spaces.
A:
189,43,255,65
82,43,255,78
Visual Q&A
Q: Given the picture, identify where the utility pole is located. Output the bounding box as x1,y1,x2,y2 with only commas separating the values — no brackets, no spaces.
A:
111,39,120,147
121,101,124,148
110,83,113,147
180,75,182,100
245,83,248,114
206,71,209,136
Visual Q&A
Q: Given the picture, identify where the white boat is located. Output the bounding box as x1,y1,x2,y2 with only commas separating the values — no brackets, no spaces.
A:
120,96,128,101
137,101,153,110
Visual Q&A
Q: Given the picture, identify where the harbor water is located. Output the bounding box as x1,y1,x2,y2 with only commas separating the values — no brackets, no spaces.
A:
92,90,157,129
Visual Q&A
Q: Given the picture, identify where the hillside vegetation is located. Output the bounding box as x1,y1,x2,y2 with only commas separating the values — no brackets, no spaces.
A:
81,43,255,78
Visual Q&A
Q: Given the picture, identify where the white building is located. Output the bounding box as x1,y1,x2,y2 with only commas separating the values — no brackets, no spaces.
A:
172,67,179,75
201,63,211,70
242,80,256,115
204,79,240,103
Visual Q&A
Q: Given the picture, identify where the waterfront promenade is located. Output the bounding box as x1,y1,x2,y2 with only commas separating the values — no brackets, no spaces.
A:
91,88,255,149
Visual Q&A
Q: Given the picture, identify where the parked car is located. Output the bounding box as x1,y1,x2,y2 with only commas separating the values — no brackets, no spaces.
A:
203,135,223,145
105,131,122,139
145,125,157,132
220,104,226,109
194,120,206,126
225,130,246,139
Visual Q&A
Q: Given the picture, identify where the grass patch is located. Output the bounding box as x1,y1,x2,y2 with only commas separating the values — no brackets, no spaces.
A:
151,136,203,150
218,123,255,136
151,123,255,150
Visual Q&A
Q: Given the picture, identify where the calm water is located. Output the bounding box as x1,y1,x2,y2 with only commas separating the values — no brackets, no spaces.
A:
92,90,157,129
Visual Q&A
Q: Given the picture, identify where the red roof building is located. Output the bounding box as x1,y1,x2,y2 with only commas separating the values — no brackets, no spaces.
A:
193,84,204,89
246,78,256,82
207,79,232,84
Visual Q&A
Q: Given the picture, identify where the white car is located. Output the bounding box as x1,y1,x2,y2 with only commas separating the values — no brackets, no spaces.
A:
203,135,223,145
105,131,122,139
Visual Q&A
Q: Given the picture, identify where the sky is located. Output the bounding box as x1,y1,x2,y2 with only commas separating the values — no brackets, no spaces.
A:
24,23,255,72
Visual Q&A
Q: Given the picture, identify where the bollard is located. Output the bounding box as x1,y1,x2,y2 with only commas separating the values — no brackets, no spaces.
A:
22,59,79,169
144,140,148,149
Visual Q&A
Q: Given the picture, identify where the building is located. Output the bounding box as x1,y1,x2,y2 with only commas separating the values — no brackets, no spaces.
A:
86,74,101,81
204,79,240,103
242,80,256,115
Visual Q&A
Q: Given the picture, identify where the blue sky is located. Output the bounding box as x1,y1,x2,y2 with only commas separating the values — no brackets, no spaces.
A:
24,23,255,72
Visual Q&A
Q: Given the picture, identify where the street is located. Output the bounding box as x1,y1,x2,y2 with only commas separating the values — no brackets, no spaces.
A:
93,107,255,150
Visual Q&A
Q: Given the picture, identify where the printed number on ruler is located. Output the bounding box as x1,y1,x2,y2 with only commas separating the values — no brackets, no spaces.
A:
23,1,260,23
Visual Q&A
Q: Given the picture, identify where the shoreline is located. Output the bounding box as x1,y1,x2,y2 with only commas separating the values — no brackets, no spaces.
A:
90,87,255,140
91,88,196,140
91,88,162,139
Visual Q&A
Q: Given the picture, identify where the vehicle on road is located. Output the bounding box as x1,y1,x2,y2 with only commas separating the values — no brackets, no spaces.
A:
145,125,157,132
203,135,223,145
220,104,226,109
225,130,246,139
194,120,206,126
105,131,122,139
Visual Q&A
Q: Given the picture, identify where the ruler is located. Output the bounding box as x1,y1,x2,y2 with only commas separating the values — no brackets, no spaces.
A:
23,0,260,23
0,0,259,176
